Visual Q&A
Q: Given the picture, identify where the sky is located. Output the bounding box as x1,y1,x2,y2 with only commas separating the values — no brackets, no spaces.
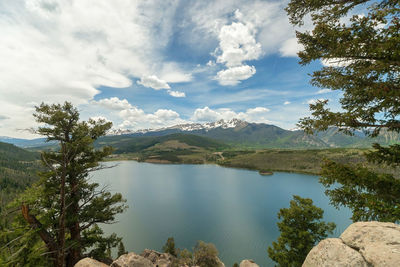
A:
0,0,342,138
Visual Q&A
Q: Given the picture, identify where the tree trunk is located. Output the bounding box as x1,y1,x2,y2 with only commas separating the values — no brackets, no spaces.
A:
21,204,58,266
58,141,68,267
66,174,82,267
66,221,81,267
57,167,66,267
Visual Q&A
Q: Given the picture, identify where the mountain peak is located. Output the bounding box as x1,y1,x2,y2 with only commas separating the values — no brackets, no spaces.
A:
204,118,246,129
107,118,248,136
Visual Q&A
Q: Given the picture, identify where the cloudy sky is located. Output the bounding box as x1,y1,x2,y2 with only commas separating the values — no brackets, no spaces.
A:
0,0,341,138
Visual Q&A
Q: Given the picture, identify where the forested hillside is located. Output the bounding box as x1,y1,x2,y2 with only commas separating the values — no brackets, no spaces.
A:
0,142,40,206
97,133,229,153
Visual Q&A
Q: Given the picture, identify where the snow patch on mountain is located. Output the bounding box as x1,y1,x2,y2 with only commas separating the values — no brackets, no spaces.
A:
107,119,247,136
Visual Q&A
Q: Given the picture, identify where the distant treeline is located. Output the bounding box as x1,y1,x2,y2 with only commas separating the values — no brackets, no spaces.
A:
0,142,41,206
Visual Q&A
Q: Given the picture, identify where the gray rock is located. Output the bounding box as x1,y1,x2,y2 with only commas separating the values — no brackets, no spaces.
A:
303,221,400,267
302,238,368,267
239,259,259,267
340,221,400,266
111,252,154,267
140,249,174,267
216,257,226,267
74,258,109,267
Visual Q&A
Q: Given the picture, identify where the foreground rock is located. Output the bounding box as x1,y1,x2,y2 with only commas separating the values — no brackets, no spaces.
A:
140,249,174,267
75,258,108,267
303,221,400,267
75,249,245,266
239,259,259,267
111,252,153,267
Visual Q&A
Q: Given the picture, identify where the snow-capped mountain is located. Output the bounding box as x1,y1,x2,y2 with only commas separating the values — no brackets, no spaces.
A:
107,118,247,136
3,119,397,149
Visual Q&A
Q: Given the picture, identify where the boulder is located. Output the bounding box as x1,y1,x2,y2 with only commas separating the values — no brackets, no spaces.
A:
239,259,259,267
216,257,226,267
74,258,109,267
303,221,400,267
340,221,400,266
302,238,368,267
140,249,174,267
111,252,154,267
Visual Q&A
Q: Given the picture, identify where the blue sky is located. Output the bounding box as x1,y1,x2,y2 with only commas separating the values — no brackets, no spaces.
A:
0,0,340,138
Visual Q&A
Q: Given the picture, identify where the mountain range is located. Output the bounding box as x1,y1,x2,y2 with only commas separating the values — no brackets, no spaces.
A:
1,119,399,149
106,119,399,149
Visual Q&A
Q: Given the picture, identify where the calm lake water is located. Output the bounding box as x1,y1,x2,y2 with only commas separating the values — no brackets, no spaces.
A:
93,161,352,266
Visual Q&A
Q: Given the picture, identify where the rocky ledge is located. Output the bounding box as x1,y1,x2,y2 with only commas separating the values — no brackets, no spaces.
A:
75,249,259,267
303,221,400,266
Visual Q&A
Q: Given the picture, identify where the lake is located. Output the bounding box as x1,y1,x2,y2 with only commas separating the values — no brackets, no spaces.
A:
93,161,352,266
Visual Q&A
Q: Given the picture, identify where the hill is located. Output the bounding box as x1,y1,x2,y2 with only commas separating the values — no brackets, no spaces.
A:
99,133,229,164
0,136,49,148
98,133,229,153
3,119,400,150
0,142,40,206
106,119,399,149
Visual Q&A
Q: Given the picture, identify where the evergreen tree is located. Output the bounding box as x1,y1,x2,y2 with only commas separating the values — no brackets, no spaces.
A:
286,0,399,135
117,241,127,257
193,241,220,267
162,237,177,257
268,195,335,267
2,102,127,266
286,0,400,222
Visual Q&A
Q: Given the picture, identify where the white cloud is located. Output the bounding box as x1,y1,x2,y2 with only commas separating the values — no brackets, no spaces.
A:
0,0,315,137
167,90,186,98
213,9,261,85
192,106,270,123
0,115,10,120
284,101,291,105
185,1,309,60
159,62,192,83
246,107,270,114
91,97,132,110
321,58,353,67
153,109,180,120
216,13,262,67
192,107,221,121
137,75,171,90
216,65,256,86
118,106,185,130
0,0,184,137
206,60,216,67
279,37,303,57
104,97,186,130
307,98,326,105
316,89,332,94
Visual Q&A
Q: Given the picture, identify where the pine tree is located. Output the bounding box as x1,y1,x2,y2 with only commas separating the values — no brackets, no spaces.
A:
286,0,400,222
3,102,127,266
268,195,335,267
286,0,399,136
162,237,177,257
117,241,127,257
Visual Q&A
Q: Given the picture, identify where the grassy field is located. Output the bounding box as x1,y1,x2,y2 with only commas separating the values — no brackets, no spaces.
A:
105,146,398,176
218,148,370,174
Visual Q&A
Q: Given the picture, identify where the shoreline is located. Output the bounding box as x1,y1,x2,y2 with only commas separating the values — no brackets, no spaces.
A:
103,156,320,176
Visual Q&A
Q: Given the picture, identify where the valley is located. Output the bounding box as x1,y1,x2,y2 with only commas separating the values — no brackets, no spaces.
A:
3,119,400,150
2,119,398,178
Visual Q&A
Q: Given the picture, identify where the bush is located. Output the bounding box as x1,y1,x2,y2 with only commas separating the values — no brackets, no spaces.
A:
193,241,220,267
163,237,177,257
